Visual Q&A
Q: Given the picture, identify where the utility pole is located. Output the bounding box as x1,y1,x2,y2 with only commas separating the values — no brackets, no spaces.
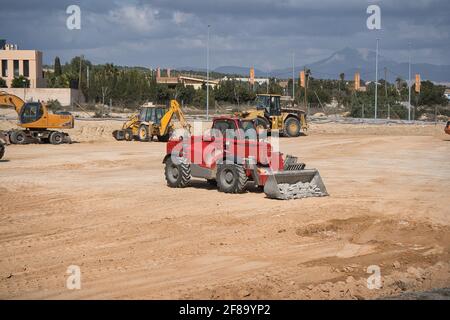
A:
78,55,83,111
384,67,390,119
206,24,210,121
408,42,412,121
304,67,308,115
374,39,379,119
292,52,295,106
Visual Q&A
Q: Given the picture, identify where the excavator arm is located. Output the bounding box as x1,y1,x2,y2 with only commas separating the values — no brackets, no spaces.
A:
158,99,191,136
0,92,25,114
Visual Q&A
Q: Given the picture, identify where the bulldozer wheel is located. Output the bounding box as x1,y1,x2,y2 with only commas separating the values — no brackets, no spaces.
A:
0,143,4,160
138,125,149,142
164,157,191,188
284,117,301,137
49,132,64,145
10,131,27,144
124,130,134,141
216,164,247,193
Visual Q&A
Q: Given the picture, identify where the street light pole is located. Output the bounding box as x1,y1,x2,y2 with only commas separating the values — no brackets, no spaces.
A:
206,24,210,121
292,52,295,104
375,38,379,119
408,42,412,121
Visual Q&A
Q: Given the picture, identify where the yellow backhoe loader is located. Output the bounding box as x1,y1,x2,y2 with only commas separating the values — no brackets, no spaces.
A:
238,94,308,137
0,92,74,144
113,99,191,142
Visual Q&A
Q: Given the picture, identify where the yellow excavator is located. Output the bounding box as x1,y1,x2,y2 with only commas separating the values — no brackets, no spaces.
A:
0,92,74,144
113,99,191,142
238,94,308,137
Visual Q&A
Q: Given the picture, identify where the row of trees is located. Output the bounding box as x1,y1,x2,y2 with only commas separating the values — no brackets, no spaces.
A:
43,56,448,119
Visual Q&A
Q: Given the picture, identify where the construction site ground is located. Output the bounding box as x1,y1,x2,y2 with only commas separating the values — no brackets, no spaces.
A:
0,120,449,299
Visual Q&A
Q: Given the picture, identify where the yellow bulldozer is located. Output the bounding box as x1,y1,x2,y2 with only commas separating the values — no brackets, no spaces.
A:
0,92,74,144
239,94,308,137
113,99,191,142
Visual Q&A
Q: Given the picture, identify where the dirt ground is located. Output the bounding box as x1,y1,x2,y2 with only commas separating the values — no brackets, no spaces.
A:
0,121,449,299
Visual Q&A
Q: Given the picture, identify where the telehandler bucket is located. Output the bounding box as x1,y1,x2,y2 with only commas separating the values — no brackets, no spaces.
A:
264,169,328,200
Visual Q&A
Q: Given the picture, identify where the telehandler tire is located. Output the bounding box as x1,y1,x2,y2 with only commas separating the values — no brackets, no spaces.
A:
216,164,247,193
164,157,191,188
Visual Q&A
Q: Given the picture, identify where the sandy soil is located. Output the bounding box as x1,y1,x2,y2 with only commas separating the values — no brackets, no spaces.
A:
0,121,449,299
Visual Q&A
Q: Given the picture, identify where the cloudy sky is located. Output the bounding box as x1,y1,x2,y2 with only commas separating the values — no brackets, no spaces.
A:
1,0,449,69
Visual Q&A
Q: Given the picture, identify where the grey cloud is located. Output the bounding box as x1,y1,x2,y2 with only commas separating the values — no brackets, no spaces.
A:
0,0,448,68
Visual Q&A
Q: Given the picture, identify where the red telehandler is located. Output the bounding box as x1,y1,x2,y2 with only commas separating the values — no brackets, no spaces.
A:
162,116,327,200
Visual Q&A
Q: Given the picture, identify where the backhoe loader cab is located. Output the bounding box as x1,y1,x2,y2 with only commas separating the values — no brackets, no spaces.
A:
139,106,168,125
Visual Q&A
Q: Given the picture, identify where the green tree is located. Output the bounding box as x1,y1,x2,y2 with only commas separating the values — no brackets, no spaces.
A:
54,56,62,77
0,77,7,88
11,76,30,88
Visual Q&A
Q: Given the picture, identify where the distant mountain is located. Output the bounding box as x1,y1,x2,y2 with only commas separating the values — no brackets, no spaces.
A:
179,47,450,82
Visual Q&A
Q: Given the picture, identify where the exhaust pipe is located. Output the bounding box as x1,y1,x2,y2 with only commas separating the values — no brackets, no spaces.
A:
264,169,328,200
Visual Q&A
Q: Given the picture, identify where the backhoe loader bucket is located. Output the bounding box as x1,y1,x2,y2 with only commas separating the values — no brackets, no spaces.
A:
264,169,328,200
112,130,125,141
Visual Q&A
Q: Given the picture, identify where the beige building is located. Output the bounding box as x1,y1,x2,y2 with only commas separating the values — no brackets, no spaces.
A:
0,43,46,88
155,68,219,89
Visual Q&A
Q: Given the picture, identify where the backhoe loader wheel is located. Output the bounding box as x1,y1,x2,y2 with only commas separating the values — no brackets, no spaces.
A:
124,130,134,141
158,134,170,142
49,132,64,145
164,157,191,188
284,117,301,137
138,125,149,142
10,131,27,144
216,164,247,193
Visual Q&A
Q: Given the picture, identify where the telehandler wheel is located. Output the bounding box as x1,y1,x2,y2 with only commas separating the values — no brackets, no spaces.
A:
10,130,27,144
138,125,149,142
164,157,191,188
284,117,301,137
49,132,64,145
124,130,134,141
206,179,217,186
216,164,248,193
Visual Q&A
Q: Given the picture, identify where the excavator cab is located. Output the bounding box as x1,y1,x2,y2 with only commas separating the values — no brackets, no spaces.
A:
255,94,281,116
20,102,44,124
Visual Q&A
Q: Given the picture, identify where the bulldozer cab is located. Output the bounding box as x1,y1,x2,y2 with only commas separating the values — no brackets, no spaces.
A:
139,106,167,125
19,102,44,124
256,94,281,117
